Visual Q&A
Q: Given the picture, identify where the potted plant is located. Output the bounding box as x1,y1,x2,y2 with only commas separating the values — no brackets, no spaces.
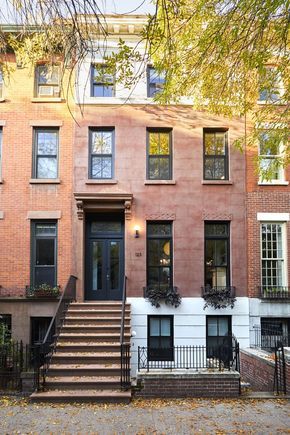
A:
144,285,181,308
26,283,61,299
202,286,236,310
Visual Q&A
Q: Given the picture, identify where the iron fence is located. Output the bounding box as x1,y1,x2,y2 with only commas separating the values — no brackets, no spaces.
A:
259,286,290,300
0,341,34,391
250,326,289,351
138,340,240,372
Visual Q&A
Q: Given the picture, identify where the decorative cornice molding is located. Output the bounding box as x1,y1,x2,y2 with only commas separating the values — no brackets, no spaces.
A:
202,211,233,221
145,212,176,221
74,192,133,220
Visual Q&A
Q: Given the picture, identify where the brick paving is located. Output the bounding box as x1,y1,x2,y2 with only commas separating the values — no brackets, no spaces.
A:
0,396,289,434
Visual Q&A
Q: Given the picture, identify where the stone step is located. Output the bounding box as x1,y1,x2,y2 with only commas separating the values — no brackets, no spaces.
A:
47,364,121,377
30,389,131,403
55,343,122,352
45,376,121,390
57,333,130,343
61,325,131,334
51,352,122,365
66,309,131,318
64,317,131,325
69,302,130,310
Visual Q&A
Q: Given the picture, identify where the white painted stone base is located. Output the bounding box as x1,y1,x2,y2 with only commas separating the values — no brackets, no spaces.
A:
127,297,250,377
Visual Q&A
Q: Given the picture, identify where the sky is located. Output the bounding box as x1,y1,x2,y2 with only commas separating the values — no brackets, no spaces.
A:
0,0,155,24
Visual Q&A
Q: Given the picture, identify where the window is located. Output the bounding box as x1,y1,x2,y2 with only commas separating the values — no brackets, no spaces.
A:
205,222,230,288
147,222,172,290
31,222,57,287
35,64,60,97
259,67,283,102
261,223,286,289
148,315,174,361
206,316,232,359
0,68,3,99
31,317,54,345
91,64,114,97
147,66,165,97
261,318,290,348
258,130,284,182
89,129,114,179
33,128,59,179
0,314,12,342
204,129,229,180
147,129,172,180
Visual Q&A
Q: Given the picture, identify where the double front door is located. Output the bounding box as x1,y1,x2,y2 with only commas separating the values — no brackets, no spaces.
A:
85,215,124,300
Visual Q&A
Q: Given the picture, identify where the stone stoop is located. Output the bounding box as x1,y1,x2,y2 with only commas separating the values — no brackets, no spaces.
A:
30,301,131,404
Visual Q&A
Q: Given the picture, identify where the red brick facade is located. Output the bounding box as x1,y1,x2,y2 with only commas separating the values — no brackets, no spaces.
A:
0,54,74,296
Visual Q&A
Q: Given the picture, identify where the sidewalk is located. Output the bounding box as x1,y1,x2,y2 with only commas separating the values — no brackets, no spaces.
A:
0,396,289,434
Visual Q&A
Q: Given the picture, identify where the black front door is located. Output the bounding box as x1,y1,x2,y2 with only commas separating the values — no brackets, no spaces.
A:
85,215,124,300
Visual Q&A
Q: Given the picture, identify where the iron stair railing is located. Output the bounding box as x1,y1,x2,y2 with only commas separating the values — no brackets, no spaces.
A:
120,275,130,389
33,275,77,391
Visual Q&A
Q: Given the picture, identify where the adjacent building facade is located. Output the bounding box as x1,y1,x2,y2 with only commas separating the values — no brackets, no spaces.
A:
0,15,289,376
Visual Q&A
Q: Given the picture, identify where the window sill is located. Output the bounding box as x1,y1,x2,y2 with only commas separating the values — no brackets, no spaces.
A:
202,180,233,185
0,98,6,103
31,98,64,103
85,179,118,185
0,179,3,184
144,180,176,185
258,181,289,186
29,178,61,184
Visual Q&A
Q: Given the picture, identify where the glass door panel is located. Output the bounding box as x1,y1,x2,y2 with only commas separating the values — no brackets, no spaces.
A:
92,241,103,291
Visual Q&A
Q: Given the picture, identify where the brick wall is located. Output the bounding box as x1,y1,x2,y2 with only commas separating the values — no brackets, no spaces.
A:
240,349,275,391
0,54,74,295
246,192,290,298
135,372,240,398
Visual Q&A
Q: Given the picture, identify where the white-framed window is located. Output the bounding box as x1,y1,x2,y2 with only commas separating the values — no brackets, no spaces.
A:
258,130,285,183
35,64,60,98
261,222,287,289
258,66,284,103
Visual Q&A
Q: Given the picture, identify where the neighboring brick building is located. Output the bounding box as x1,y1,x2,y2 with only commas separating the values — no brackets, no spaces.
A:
246,132,290,346
0,49,74,344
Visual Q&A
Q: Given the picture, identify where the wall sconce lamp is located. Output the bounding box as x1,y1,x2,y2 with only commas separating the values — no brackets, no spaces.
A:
134,225,140,238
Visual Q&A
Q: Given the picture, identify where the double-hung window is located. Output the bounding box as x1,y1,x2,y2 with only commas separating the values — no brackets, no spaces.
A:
204,129,229,180
259,67,283,103
89,128,114,179
31,222,57,287
33,128,59,179
205,222,230,288
147,222,172,290
148,315,174,361
261,223,286,290
91,64,114,97
35,64,60,98
258,130,284,182
147,66,165,97
147,128,172,180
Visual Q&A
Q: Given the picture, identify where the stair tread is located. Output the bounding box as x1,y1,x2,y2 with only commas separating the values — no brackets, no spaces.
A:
31,390,131,398
57,342,121,346
49,364,121,369
46,376,120,383
59,332,131,338
53,352,121,357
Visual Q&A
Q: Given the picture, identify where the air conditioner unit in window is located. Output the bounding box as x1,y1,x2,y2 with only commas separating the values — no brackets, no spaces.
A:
38,85,54,96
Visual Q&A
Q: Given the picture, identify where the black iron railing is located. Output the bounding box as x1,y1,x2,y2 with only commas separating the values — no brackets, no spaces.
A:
138,338,240,373
259,286,290,300
0,341,35,391
274,342,286,395
33,275,77,390
250,326,289,351
201,286,236,297
120,275,130,389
